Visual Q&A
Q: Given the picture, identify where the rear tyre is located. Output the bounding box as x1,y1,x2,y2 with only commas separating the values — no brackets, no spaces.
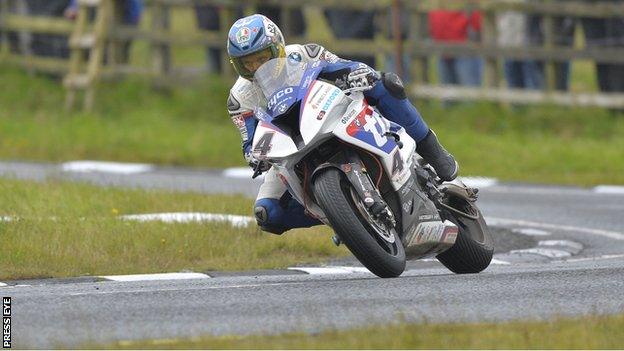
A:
436,194,493,273
314,168,406,278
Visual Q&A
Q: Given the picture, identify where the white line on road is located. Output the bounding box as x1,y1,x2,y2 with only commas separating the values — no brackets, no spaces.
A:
459,177,498,188
223,167,262,179
0,283,7,287
99,272,211,282
594,185,624,194
486,217,624,241
289,267,373,275
562,254,624,263
61,161,154,174
512,228,551,236
120,213,254,227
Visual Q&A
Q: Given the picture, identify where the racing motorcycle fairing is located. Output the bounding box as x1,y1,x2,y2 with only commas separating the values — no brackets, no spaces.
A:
251,58,458,260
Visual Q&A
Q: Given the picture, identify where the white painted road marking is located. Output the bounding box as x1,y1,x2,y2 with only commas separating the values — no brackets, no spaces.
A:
289,267,373,275
538,240,584,251
223,167,263,179
121,213,254,228
99,272,211,282
510,248,573,259
61,161,154,174
486,217,624,241
459,176,498,188
512,228,551,236
563,254,624,263
0,282,7,287
593,185,624,194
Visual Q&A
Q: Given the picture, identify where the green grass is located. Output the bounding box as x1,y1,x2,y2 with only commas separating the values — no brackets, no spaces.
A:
1,59,624,185
0,178,346,280
105,313,624,349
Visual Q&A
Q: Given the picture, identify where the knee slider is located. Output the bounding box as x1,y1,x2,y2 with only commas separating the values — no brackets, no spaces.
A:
254,199,286,235
381,72,406,99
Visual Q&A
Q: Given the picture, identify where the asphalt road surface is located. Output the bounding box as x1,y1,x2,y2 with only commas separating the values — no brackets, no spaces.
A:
1,161,623,348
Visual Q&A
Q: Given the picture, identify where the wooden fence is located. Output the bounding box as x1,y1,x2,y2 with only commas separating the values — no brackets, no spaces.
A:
1,0,624,109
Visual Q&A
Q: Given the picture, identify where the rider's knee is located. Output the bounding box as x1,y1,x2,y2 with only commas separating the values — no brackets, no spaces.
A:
381,72,406,99
254,198,287,235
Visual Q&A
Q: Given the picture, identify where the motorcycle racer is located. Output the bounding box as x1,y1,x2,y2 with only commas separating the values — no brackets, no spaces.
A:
226,14,459,234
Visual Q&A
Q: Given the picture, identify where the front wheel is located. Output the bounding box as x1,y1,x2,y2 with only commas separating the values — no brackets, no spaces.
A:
314,168,406,278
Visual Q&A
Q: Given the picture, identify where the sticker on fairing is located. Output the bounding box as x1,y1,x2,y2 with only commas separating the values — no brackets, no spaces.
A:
346,108,395,153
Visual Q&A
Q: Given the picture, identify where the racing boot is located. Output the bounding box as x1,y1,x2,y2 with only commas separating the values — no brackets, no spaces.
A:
416,130,459,181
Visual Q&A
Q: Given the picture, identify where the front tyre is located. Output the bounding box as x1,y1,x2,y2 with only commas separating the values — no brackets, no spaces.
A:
314,168,406,278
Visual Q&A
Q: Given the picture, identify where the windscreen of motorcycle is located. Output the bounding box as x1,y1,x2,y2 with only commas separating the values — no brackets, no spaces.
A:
254,58,324,120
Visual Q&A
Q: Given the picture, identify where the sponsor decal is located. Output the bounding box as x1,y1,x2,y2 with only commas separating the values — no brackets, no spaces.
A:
268,87,294,110
264,21,277,37
288,52,302,63
321,89,340,111
236,27,251,44
316,111,326,120
232,114,250,141
408,221,445,246
278,103,289,114
346,107,395,153
341,108,358,124
341,164,352,173
311,86,331,109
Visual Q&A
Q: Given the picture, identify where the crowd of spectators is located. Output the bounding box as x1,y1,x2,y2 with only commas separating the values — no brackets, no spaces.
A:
1,1,623,95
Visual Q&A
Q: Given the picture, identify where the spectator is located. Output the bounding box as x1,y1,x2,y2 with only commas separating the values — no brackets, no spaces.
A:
324,9,376,67
65,0,143,63
527,13,575,91
26,0,71,58
580,0,624,95
194,4,242,73
193,3,304,74
428,9,483,87
256,4,306,38
496,5,542,89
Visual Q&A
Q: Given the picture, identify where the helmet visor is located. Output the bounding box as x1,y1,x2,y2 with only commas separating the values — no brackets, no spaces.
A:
231,46,281,79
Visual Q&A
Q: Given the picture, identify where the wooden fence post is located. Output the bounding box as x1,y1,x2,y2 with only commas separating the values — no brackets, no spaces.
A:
151,1,171,81
482,9,499,88
107,0,125,75
542,15,556,92
220,3,234,77
409,10,429,84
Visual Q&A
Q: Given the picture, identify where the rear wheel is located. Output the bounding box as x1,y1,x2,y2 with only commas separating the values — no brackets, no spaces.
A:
436,193,493,273
314,168,405,278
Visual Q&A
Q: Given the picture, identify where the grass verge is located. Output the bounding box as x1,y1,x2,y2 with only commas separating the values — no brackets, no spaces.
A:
1,66,623,185
105,313,624,349
0,178,346,280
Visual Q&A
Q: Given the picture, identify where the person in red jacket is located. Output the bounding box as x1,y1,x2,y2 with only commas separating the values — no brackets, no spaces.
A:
428,9,483,87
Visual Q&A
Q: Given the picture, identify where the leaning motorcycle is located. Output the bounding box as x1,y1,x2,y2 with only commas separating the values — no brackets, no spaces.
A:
250,58,493,278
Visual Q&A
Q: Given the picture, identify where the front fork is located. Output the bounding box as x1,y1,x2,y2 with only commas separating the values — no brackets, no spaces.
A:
311,149,396,229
